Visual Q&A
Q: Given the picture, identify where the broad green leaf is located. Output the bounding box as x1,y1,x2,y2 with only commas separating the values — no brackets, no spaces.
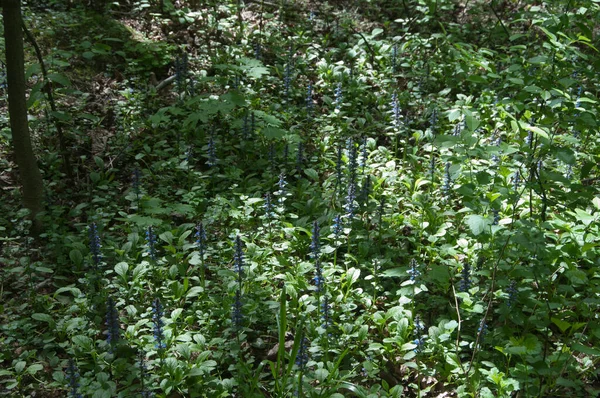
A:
304,168,319,181
14,361,26,373
401,342,417,351
26,364,43,375
465,214,490,236
465,111,480,131
447,108,461,121
72,335,93,349
572,209,595,226
25,63,41,80
444,320,458,331
572,343,600,356
50,110,72,121
522,123,548,139
32,313,53,324
381,267,404,277
186,286,204,299
551,317,571,333
47,73,71,87
55,286,82,297
467,74,487,84
132,263,149,280
263,126,286,139
189,360,217,376
171,308,184,321
347,267,360,285
220,91,246,106
254,110,283,126
115,262,128,277
159,231,174,244
315,368,329,382
528,56,548,64
69,249,83,266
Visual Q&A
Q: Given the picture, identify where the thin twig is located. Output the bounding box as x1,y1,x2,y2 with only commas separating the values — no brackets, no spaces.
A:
490,0,510,38
21,20,72,179
451,284,469,381
352,28,376,67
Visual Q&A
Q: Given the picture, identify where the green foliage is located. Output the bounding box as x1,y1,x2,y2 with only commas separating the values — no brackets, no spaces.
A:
1,0,600,397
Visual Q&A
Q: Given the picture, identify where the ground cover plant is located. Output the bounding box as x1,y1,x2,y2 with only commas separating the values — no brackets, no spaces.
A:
1,0,600,397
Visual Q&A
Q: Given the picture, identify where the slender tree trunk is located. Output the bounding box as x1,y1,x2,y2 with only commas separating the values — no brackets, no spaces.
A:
3,0,45,233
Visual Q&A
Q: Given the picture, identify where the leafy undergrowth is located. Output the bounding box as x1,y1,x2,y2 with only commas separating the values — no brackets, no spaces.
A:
1,0,600,397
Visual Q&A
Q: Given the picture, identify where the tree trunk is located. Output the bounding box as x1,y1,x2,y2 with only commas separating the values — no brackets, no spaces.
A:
3,0,45,233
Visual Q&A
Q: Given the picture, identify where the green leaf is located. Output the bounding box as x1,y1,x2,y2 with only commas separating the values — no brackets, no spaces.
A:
569,208,595,226
263,126,286,139
32,313,54,324
465,111,480,131
254,110,283,127
347,267,360,285
304,168,319,181
14,361,26,373
572,343,600,356
159,231,174,244
221,91,246,107
371,27,384,37
54,286,82,297
25,63,41,80
444,320,458,331
69,249,83,266
555,147,575,165
186,286,204,299
467,74,487,84
551,317,571,333
528,56,548,64
132,263,149,281
26,364,43,375
447,108,461,121
188,360,217,376
50,110,72,121
401,342,417,351
115,262,129,277
465,214,490,236
315,368,329,382
171,308,184,321
72,335,93,350
47,73,71,87
381,267,404,277
357,325,368,341
522,123,549,139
